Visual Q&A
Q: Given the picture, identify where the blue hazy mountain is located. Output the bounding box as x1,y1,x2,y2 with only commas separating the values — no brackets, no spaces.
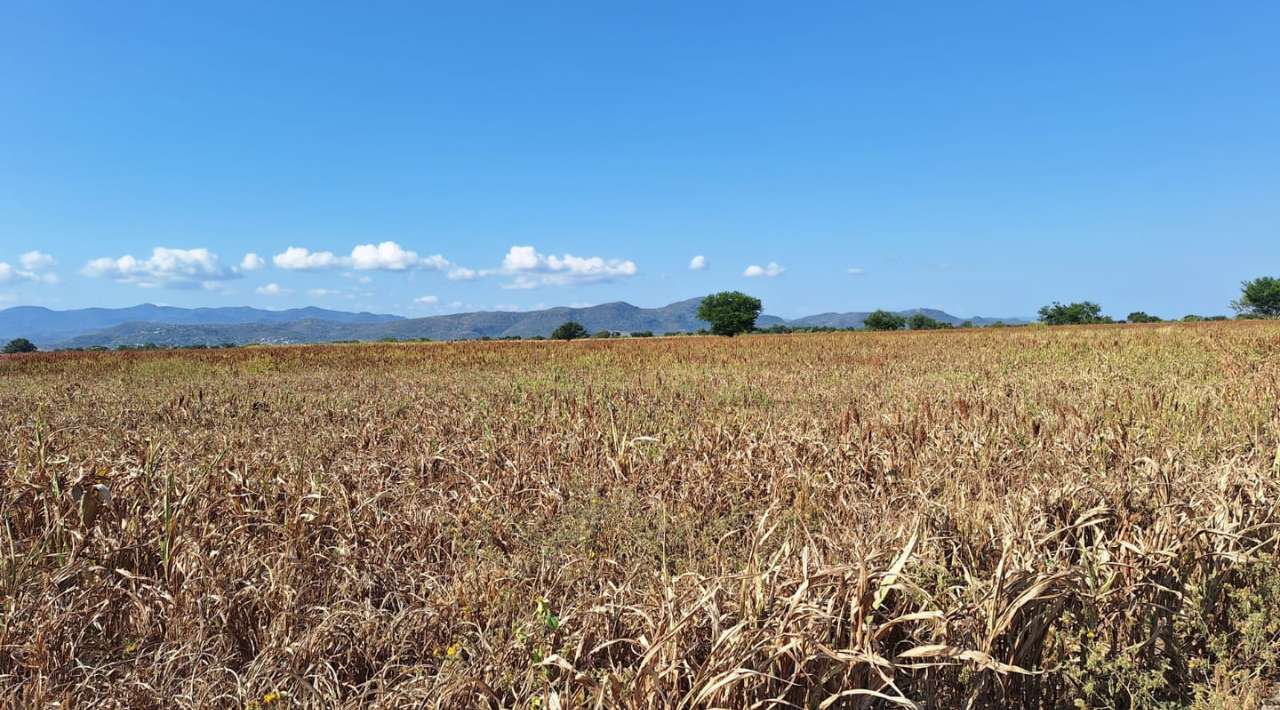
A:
2,299,1027,349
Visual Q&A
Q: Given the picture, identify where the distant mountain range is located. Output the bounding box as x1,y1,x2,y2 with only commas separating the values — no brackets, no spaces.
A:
0,300,1028,349
0,304,401,346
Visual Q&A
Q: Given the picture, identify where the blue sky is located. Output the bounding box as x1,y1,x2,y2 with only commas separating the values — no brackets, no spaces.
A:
2,2,1277,319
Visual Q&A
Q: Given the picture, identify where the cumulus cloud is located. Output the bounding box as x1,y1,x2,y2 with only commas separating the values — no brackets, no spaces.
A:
689,255,707,271
82,247,237,288
273,246,340,270
20,251,55,271
256,283,289,296
413,294,440,305
0,251,58,285
0,261,55,284
743,262,785,278
274,241,450,272
495,245,637,289
447,266,478,281
239,253,266,271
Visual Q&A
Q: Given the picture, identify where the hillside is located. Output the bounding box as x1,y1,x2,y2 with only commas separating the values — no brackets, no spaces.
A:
0,304,402,346
30,299,1024,349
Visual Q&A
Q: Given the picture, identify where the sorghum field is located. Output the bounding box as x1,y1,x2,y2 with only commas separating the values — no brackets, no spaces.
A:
3,323,1280,709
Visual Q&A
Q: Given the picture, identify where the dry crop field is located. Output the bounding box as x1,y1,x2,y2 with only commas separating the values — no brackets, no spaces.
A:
2,323,1280,709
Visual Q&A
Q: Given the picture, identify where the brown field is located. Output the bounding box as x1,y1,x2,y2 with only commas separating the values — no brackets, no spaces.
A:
2,323,1280,709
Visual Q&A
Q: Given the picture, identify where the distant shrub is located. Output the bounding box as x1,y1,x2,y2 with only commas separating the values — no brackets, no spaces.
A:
3,338,38,354
907,314,951,330
1038,301,1113,325
1126,311,1162,323
552,321,589,340
864,310,906,331
630,331,654,338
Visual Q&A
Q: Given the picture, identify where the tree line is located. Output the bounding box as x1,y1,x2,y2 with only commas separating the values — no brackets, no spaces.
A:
5,277,1279,352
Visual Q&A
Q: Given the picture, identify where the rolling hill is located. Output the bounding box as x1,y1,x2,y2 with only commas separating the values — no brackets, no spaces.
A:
0,304,401,346
2,299,1027,349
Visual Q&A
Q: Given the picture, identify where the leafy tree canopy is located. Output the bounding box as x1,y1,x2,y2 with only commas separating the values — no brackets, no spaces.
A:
551,321,589,340
697,291,762,336
1038,301,1112,325
1126,311,1162,323
1233,276,1280,317
3,338,38,354
863,310,906,331
907,314,951,330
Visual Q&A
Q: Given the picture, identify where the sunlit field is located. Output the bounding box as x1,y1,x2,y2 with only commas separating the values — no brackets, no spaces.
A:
3,323,1279,708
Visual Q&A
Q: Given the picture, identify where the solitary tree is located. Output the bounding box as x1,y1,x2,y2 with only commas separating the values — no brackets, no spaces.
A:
697,291,762,336
551,321,589,340
1126,311,1162,323
3,338,37,354
1038,301,1112,325
907,313,950,330
1233,277,1280,318
863,310,906,331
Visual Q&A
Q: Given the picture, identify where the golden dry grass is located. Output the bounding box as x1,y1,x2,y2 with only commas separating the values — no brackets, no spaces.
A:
2,322,1279,708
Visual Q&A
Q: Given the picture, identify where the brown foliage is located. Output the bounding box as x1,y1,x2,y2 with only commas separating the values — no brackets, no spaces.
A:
2,323,1279,708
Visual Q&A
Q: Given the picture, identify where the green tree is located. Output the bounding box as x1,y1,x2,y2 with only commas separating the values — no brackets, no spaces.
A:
907,314,951,330
3,338,37,354
591,330,614,339
1037,301,1112,325
863,310,906,331
551,321,589,340
697,291,762,336
1232,276,1280,318
1126,311,1162,323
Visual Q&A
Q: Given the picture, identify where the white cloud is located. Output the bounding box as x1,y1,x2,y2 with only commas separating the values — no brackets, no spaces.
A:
256,283,289,296
20,251,55,271
349,241,448,271
847,266,865,275
273,246,340,270
743,262,785,278
447,266,478,281
495,245,637,288
413,294,440,305
82,247,237,288
239,253,266,271
0,263,25,284
274,241,450,272
689,255,707,271
0,252,58,285
307,288,342,297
